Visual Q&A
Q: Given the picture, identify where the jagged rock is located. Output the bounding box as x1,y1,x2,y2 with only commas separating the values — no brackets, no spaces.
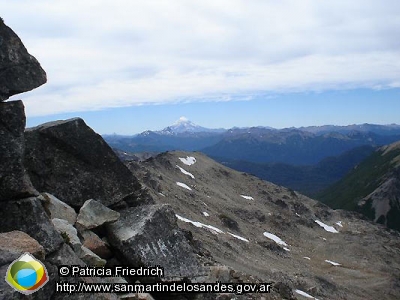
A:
0,197,63,253
0,100,38,201
0,21,46,101
76,199,120,229
40,192,77,225
0,231,45,265
81,230,112,259
78,245,106,267
52,218,82,252
24,118,143,207
106,204,205,280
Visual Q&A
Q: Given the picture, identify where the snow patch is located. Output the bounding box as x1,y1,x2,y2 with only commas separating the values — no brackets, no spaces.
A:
263,232,288,246
179,156,196,166
176,182,192,191
176,214,224,234
294,289,319,299
158,192,165,197
325,260,341,266
227,232,249,243
336,221,343,227
315,220,339,233
303,257,311,260
176,165,195,179
240,195,254,200
283,247,290,252
203,212,209,217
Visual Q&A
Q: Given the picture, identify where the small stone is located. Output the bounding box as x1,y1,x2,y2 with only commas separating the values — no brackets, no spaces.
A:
40,192,77,225
52,218,81,252
81,230,113,259
77,199,120,229
78,246,106,267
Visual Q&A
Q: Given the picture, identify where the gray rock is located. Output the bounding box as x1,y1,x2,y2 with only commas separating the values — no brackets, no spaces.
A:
78,245,106,267
0,100,38,201
0,21,46,101
52,218,82,252
40,192,77,225
0,197,63,253
25,118,143,207
76,199,120,229
106,204,205,280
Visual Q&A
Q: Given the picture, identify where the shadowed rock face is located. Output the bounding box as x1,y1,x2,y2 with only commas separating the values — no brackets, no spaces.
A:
25,118,144,207
0,20,46,101
0,100,38,201
106,204,205,280
0,197,63,253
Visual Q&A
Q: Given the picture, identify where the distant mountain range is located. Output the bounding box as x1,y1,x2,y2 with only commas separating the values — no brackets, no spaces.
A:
104,118,400,159
104,118,400,195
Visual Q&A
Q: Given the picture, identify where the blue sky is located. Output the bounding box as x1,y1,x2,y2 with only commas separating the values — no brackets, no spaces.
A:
26,88,400,134
2,1,400,134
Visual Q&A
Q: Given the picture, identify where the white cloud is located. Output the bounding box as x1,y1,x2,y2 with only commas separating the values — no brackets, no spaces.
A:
2,0,400,116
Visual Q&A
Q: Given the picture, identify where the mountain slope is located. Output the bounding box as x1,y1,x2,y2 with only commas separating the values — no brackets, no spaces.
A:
202,129,400,165
221,145,376,195
125,151,400,300
317,141,400,231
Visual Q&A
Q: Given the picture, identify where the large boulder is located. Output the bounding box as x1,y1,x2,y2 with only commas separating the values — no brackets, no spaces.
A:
0,20,46,101
25,118,144,207
0,100,38,201
106,204,205,280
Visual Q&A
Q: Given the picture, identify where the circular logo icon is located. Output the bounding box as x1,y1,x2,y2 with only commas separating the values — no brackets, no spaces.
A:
5,253,49,295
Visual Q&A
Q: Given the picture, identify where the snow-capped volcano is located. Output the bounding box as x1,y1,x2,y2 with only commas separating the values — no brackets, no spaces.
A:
160,117,224,134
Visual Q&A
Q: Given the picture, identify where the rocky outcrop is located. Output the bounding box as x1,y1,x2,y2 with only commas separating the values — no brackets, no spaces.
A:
106,204,205,280
0,22,120,300
0,100,38,201
0,21,46,101
25,118,145,207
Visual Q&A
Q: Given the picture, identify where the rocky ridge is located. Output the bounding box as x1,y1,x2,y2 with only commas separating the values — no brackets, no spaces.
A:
0,19,46,101
126,151,400,300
